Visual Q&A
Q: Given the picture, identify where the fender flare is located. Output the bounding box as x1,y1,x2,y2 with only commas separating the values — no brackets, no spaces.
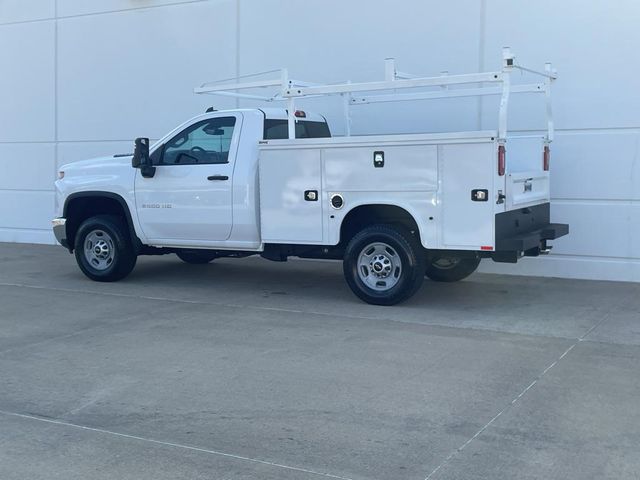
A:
63,191,142,252
337,201,429,248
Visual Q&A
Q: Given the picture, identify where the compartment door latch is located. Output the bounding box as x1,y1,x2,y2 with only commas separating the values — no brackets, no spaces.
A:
471,189,489,202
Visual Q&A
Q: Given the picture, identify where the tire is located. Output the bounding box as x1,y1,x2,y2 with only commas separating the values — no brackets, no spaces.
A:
74,215,137,282
343,224,425,305
425,256,480,282
176,250,218,264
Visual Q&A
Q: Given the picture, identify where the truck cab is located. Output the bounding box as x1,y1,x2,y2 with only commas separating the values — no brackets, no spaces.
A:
54,108,330,251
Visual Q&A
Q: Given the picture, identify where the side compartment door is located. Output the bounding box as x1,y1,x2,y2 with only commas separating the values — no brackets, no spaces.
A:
439,142,496,249
134,114,241,244
259,148,324,244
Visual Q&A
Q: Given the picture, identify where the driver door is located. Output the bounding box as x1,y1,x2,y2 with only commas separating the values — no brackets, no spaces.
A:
134,114,241,244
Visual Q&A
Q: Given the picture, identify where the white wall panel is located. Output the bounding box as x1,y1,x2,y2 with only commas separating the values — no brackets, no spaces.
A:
0,21,55,142
238,0,482,136
0,191,54,230
57,0,209,17
481,0,640,131
57,0,237,142
550,203,637,259
0,227,54,244
0,143,56,191
550,131,640,201
0,0,54,24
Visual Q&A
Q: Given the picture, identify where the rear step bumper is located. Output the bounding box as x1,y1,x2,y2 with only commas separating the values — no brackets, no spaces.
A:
492,203,569,263
496,223,569,252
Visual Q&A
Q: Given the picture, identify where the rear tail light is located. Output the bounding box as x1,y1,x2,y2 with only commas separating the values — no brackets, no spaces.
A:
498,145,506,176
543,145,550,171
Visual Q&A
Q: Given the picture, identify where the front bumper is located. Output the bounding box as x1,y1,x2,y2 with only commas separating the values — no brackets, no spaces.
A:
493,203,569,263
52,217,69,249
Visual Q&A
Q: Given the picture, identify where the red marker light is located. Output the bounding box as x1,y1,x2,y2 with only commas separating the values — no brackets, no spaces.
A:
481,246,494,251
498,145,506,176
294,110,306,118
543,145,550,171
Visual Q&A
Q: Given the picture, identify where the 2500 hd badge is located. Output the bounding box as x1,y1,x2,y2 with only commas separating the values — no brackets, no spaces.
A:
141,204,172,209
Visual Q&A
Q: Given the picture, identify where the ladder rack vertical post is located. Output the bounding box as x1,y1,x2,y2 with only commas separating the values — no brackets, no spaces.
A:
342,81,352,137
287,98,296,139
384,58,396,82
544,62,554,143
498,47,514,141
281,68,296,139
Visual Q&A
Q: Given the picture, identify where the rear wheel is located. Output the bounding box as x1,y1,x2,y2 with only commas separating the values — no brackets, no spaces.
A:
74,215,137,282
425,256,480,282
343,224,425,305
176,250,218,264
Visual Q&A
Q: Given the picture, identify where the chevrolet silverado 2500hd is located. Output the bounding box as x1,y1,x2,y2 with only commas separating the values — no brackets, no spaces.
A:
53,49,568,305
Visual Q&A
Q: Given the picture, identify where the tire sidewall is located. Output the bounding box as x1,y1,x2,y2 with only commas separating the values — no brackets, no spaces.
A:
344,226,424,305
425,256,481,282
74,216,135,281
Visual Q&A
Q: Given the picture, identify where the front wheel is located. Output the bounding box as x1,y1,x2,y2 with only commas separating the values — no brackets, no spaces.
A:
343,224,425,305
74,215,137,282
425,256,480,282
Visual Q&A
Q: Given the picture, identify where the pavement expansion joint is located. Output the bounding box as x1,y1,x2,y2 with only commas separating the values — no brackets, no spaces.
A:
0,409,354,480
421,312,614,480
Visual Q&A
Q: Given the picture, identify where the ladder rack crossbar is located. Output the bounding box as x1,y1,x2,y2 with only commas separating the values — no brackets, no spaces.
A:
352,83,545,104
283,72,503,97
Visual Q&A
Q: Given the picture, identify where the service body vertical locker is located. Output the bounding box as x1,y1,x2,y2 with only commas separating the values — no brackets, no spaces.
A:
437,136,503,252
258,146,325,244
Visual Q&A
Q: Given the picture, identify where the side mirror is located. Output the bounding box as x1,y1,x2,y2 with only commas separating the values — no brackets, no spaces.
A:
132,137,150,168
132,137,156,178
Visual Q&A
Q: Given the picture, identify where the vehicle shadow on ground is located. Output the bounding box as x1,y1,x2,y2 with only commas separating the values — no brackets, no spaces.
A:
122,256,637,316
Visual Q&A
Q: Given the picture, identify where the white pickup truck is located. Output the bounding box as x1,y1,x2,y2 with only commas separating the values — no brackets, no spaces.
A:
53,50,568,305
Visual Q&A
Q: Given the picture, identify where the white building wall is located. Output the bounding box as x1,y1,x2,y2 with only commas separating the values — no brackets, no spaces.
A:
0,0,638,282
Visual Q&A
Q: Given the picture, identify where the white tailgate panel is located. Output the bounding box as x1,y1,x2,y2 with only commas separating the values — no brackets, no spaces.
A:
324,145,438,192
506,171,550,209
440,143,495,249
259,149,324,243
505,136,549,210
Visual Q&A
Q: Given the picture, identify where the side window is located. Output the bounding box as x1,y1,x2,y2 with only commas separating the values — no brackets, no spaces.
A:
160,117,236,165
263,120,331,140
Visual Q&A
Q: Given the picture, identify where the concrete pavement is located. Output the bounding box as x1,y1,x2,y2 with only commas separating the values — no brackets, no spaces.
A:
0,243,639,479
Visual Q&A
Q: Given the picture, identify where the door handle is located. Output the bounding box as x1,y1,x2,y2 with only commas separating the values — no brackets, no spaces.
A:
207,175,228,181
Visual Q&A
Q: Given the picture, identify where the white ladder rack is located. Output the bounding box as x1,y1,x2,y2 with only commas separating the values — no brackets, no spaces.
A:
194,48,557,143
